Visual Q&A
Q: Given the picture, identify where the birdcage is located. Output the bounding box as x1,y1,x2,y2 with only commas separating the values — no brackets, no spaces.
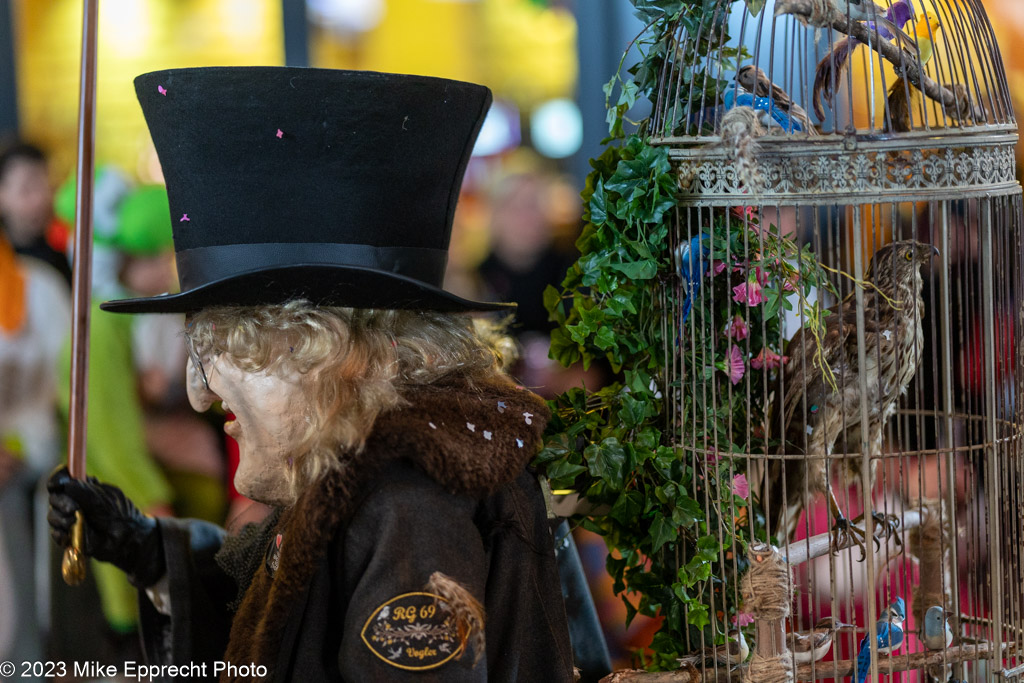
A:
645,0,1022,681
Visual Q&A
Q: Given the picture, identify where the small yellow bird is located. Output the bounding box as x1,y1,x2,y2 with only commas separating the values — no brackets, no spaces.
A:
887,13,942,132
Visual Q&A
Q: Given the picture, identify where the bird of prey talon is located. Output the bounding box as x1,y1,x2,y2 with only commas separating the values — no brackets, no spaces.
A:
852,510,903,551
830,514,868,559
764,241,936,562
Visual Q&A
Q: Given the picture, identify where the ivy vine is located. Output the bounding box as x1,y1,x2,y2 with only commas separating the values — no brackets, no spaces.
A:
536,0,834,670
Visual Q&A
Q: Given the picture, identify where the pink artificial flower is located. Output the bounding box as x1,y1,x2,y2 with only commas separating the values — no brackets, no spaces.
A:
750,348,789,370
726,315,749,341
706,446,720,464
725,345,745,386
732,612,755,626
709,260,727,277
732,473,750,500
729,205,757,222
754,266,769,286
732,281,766,306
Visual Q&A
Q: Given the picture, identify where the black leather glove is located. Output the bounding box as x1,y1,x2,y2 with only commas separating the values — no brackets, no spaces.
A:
47,467,166,588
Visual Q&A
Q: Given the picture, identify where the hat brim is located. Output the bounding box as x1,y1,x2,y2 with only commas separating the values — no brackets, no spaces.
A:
99,264,514,314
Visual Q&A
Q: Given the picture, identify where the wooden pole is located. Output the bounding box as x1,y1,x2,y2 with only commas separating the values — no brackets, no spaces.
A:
61,0,99,587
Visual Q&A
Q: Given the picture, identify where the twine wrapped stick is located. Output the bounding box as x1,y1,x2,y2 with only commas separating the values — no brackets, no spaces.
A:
907,499,953,627
907,499,956,682
741,542,795,683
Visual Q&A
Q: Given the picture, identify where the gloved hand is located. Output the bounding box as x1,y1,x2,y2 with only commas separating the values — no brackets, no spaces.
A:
47,467,166,588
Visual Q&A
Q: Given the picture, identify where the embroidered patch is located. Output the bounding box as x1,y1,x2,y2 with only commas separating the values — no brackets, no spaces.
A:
264,533,283,578
361,592,464,671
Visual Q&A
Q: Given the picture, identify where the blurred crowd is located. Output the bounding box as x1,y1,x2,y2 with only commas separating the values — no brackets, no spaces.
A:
0,138,602,676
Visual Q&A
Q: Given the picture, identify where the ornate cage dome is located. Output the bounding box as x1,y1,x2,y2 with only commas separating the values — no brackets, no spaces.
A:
650,0,1023,681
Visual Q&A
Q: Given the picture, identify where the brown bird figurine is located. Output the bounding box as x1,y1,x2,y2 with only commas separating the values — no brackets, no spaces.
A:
765,240,937,556
736,65,818,135
788,617,856,663
676,629,749,669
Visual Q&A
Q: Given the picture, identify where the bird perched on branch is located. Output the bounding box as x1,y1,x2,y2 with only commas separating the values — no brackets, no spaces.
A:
764,240,937,556
676,630,749,669
887,13,943,132
923,605,953,650
723,84,808,134
852,598,906,683
789,617,856,664
736,65,818,135
775,0,916,46
811,0,914,121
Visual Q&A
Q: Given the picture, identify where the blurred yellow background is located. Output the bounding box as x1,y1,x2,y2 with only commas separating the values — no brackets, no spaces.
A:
11,0,576,181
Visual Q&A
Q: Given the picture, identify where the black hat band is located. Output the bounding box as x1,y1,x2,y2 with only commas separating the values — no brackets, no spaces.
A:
176,243,449,290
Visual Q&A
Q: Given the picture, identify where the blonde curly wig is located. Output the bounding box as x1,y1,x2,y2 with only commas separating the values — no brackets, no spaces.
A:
185,301,516,495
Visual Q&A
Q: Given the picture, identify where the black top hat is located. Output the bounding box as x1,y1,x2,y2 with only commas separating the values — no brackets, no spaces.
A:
101,66,511,314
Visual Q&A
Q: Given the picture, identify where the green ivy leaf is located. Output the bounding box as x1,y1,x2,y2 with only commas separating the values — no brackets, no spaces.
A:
618,393,649,428
545,459,587,489
586,438,628,490
687,603,710,631
745,0,767,15
590,179,609,226
610,260,658,280
610,490,644,525
672,496,703,527
594,325,618,351
649,515,676,553
548,327,580,367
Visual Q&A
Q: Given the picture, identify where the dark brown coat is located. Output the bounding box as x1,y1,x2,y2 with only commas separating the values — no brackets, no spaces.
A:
139,378,574,682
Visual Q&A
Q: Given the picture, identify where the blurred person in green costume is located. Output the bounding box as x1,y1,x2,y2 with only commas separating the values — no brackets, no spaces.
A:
55,180,226,640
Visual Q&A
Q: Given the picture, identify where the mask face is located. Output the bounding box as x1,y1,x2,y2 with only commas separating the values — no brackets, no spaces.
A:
187,353,307,506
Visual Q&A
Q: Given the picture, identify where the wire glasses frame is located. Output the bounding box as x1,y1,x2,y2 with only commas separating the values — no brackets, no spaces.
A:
184,330,211,392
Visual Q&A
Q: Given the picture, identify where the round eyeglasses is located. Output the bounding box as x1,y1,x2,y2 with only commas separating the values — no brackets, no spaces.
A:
184,331,211,392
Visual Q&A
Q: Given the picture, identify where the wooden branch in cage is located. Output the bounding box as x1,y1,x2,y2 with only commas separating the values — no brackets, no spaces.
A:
599,642,1017,683
599,666,736,683
793,641,1018,681
776,1,985,122
782,509,922,566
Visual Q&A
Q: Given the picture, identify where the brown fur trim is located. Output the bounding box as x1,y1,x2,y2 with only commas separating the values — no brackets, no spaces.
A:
426,571,486,665
366,376,550,496
219,377,549,680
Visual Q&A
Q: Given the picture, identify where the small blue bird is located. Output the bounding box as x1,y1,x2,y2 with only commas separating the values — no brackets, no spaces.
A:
923,605,953,650
851,598,906,683
722,85,805,133
675,234,709,324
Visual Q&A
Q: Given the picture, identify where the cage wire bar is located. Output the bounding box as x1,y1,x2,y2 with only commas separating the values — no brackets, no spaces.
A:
650,0,1023,680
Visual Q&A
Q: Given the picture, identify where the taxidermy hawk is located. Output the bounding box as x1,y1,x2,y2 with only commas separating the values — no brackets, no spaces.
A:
764,240,937,556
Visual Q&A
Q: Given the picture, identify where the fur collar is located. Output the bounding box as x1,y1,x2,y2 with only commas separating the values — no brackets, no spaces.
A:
364,376,550,496
220,376,549,680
